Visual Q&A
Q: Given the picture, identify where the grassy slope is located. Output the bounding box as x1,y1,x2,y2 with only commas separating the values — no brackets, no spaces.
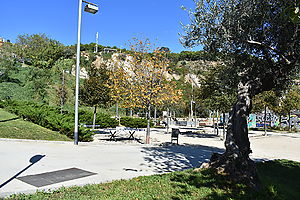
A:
7,160,300,200
0,108,71,141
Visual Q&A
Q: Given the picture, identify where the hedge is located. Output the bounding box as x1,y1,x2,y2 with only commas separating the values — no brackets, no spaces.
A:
120,116,153,128
0,100,118,141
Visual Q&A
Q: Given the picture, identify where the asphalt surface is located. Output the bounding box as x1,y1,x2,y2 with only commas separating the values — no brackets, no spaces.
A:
0,129,299,198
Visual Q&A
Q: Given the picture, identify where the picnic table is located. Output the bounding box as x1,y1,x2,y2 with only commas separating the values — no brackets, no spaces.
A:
107,127,143,141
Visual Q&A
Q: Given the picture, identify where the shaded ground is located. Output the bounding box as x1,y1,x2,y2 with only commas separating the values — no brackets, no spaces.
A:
6,160,300,200
141,144,224,173
0,126,299,197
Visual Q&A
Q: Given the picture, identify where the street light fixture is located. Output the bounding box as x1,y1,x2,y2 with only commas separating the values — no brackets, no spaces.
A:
74,0,98,145
84,3,99,14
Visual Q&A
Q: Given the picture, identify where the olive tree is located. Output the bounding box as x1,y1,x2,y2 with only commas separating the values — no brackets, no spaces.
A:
182,0,299,187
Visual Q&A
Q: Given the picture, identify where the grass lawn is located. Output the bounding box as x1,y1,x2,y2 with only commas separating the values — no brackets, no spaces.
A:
6,160,300,200
0,108,71,141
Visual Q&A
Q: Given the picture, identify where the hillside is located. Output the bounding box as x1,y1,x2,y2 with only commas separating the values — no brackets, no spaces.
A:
0,108,71,141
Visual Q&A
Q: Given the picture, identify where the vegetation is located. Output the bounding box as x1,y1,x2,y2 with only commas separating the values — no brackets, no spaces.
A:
80,64,111,129
0,100,118,141
252,91,280,134
0,108,71,141
6,160,300,200
107,40,183,143
0,30,298,144
280,85,300,130
182,0,300,187
13,34,65,69
120,116,152,128
0,33,228,121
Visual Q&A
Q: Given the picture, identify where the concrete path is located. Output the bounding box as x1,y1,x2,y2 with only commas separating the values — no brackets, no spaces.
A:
0,130,299,198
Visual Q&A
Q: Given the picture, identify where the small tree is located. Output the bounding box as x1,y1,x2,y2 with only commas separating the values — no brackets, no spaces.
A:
252,91,279,134
26,68,52,103
108,40,182,144
108,58,132,124
51,58,75,111
80,64,111,129
198,62,236,137
281,86,300,131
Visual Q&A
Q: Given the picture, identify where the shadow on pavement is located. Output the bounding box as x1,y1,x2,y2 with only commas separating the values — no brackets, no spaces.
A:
180,131,218,138
0,154,45,189
141,144,225,173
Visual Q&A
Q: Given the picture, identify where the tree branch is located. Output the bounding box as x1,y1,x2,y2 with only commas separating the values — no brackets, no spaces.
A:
245,40,291,65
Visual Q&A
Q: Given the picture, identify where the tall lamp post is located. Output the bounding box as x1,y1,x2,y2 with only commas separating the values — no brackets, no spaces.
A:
74,0,98,145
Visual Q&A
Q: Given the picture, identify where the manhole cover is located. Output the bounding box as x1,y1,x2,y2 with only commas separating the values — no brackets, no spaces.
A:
17,168,97,187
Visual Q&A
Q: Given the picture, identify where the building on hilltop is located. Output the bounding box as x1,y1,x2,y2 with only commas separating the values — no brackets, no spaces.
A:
0,37,9,47
0,37,5,47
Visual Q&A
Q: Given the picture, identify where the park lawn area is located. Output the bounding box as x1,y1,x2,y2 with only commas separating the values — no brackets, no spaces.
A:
7,160,300,200
0,108,71,141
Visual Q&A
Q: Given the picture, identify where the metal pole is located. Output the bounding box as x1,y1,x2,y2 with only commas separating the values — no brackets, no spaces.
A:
74,0,83,145
194,102,197,127
83,0,97,6
95,32,98,53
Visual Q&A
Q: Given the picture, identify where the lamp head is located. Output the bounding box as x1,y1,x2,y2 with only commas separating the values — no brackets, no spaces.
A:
84,4,98,14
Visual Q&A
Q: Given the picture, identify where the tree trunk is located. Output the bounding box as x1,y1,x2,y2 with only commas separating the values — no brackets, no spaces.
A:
213,110,216,134
216,110,219,136
92,105,97,130
264,105,267,136
154,106,157,126
223,112,226,141
130,109,133,117
288,111,291,132
205,81,259,189
279,115,282,128
146,104,151,144
194,107,197,127
166,108,170,134
116,102,120,126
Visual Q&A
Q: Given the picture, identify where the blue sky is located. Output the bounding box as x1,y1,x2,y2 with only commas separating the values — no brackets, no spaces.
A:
0,0,201,53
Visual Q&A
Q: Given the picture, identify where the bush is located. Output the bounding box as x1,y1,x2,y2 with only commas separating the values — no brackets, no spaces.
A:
120,116,153,128
0,100,118,141
79,111,118,128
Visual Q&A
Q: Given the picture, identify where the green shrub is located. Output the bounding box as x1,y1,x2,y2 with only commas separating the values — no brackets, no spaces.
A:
0,100,117,141
120,116,153,128
79,127,94,142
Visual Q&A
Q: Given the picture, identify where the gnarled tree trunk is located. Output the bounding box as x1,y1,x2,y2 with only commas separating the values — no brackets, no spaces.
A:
204,81,259,188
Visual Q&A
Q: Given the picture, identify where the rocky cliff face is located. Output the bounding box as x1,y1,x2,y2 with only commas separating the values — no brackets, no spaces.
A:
78,52,223,87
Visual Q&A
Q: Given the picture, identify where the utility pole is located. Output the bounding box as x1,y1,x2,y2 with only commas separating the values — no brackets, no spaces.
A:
74,0,98,145
94,32,99,53
190,75,194,127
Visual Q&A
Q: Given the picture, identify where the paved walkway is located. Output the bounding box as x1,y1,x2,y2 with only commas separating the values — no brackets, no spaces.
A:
0,129,299,197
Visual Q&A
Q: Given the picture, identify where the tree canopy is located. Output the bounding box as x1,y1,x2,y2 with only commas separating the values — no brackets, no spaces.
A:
14,34,65,69
181,0,300,187
182,0,299,93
